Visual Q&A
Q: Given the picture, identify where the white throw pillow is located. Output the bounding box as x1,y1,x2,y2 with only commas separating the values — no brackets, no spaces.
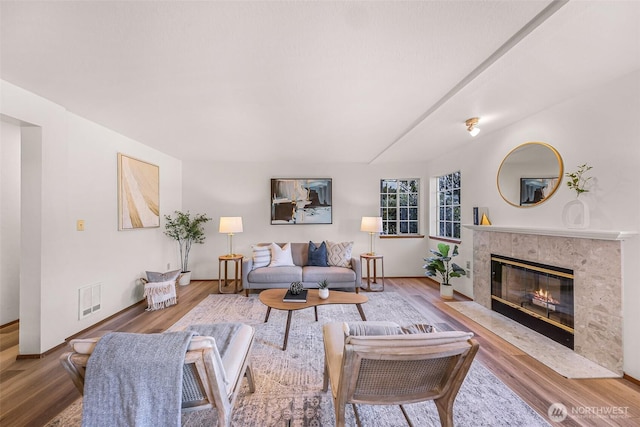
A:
252,245,271,269
326,241,353,268
268,243,295,267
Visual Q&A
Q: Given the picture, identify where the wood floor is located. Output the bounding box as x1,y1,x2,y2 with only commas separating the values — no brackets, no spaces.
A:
1,278,639,426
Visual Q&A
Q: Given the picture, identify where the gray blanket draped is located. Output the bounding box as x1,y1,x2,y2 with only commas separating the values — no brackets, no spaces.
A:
186,323,242,359
82,331,195,427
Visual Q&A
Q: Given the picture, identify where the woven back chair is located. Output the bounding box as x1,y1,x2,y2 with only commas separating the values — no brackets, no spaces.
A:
322,322,479,427
60,325,255,427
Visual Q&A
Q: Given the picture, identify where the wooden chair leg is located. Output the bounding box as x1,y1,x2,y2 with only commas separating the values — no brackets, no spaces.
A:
245,363,255,393
322,360,329,392
335,400,347,427
434,398,454,427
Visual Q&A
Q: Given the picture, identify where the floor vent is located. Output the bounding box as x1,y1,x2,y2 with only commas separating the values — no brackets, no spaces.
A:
79,283,102,319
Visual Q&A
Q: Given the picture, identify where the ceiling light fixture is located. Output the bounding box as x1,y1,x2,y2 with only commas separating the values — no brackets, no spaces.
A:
466,117,481,137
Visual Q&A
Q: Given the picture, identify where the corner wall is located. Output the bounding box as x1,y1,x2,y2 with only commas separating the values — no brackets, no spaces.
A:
0,80,183,354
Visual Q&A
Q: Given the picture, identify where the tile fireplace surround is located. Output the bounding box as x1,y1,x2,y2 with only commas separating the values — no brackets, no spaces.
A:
466,225,635,375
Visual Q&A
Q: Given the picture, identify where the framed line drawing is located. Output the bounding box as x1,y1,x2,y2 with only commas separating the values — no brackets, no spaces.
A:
270,178,332,224
118,153,160,230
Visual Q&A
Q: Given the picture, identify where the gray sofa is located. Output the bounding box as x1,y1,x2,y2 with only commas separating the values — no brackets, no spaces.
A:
242,242,361,296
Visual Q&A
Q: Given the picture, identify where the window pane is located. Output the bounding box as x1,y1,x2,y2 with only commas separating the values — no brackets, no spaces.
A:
439,222,445,236
381,194,387,207
409,194,418,206
388,223,397,234
453,189,460,204
399,194,408,206
453,172,460,188
454,223,461,238
453,206,460,221
387,209,397,220
387,194,397,207
400,208,408,220
400,222,408,233
445,207,452,221
409,222,418,233
409,207,418,220
409,180,418,193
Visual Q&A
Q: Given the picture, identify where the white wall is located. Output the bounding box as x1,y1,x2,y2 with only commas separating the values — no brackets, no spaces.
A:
182,162,433,280
425,71,640,378
0,119,21,324
0,80,183,354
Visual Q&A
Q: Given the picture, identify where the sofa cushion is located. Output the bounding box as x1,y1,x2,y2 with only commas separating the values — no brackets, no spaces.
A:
269,243,295,267
251,245,271,269
302,266,356,283
307,241,329,267
326,241,353,268
247,266,302,283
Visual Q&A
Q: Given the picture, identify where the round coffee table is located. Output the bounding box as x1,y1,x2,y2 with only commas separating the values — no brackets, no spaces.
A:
259,289,368,350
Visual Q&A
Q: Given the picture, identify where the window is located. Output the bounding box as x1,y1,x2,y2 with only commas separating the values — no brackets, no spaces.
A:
380,179,419,235
435,171,461,239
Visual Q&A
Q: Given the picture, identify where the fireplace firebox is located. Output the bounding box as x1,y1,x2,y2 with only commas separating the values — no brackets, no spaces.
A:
491,255,574,349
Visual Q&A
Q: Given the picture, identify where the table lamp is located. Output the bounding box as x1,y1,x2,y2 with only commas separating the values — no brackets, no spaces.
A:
360,216,382,255
219,217,243,256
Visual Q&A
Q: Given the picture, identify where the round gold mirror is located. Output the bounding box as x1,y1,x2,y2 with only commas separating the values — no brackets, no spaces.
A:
497,142,563,208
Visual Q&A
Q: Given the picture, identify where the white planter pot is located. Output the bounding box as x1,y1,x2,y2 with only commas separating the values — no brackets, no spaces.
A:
179,271,192,286
318,288,330,299
440,283,454,300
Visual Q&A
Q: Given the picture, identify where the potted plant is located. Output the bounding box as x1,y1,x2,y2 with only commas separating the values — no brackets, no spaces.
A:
565,163,593,197
317,279,330,299
164,211,211,285
423,243,466,299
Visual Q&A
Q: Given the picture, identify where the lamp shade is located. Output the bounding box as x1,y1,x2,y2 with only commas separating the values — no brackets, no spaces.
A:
219,217,243,234
360,217,382,233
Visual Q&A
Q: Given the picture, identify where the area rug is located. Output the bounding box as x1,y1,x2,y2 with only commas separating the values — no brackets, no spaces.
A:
47,292,551,426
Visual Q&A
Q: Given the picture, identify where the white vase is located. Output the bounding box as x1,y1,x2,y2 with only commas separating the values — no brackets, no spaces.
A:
318,288,329,299
178,271,192,286
440,283,453,300
562,198,590,229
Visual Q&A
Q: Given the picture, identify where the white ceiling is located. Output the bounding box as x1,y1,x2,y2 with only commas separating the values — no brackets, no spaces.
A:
1,1,639,164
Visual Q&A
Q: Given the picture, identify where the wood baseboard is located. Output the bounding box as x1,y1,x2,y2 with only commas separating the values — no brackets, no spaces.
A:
624,373,640,386
16,299,146,359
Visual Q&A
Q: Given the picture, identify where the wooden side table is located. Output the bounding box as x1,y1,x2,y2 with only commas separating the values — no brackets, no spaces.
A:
218,254,243,294
360,254,384,292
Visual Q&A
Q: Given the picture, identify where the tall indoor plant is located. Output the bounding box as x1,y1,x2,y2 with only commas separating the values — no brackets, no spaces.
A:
164,211,211,285
423,243,466,299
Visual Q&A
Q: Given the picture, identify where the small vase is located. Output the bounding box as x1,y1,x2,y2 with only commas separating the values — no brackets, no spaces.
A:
440,283,453,300
562,197,590,229
318,288,329,299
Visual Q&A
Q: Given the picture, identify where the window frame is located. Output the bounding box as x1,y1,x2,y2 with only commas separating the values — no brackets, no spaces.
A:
431,171,461,241
379,178,420,236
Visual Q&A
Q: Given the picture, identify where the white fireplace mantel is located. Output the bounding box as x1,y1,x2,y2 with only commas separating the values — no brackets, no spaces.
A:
464,224,636,241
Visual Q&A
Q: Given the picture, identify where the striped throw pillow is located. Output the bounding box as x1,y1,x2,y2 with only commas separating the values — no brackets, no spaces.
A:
252,245,271,269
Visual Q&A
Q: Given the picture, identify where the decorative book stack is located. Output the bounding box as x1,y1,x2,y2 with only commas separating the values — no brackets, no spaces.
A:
283,289,308,302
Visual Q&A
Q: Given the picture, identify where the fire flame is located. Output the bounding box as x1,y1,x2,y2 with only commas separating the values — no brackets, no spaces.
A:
533,289,559,304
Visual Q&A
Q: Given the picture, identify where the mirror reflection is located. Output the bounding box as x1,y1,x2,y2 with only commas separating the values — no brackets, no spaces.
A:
497,142,563,208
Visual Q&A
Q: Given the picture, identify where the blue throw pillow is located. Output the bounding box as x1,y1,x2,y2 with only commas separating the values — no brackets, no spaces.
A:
307,241,329,267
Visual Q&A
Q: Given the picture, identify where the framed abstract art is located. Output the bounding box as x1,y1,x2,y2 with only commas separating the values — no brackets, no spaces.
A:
117,153,160,230
270,178,332,225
